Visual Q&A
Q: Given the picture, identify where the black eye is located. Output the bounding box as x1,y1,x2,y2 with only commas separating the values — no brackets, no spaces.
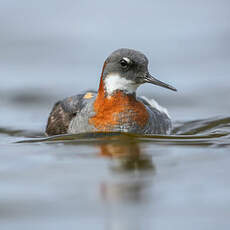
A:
120,59,128,68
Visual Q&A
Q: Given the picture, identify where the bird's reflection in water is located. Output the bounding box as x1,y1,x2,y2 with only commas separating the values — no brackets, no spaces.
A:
98,136,155,230
99,136,154,172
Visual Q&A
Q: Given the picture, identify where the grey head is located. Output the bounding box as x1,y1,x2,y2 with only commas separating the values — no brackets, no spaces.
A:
102,48,177,95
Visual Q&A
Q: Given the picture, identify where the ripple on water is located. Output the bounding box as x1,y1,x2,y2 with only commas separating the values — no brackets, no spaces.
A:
11,116,230,148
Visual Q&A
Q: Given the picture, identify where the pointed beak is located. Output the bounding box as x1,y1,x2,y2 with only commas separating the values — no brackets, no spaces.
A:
144,73,177,92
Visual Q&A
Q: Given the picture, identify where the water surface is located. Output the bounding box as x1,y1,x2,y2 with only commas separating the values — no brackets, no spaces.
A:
1,109,230,230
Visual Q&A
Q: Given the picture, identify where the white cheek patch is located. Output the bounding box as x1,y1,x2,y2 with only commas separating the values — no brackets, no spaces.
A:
104,73,139,95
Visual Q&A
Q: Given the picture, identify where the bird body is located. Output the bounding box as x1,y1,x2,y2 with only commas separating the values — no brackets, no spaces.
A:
46,49,176,136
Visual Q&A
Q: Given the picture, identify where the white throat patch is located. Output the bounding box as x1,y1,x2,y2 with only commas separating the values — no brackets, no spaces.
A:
104,73,139,95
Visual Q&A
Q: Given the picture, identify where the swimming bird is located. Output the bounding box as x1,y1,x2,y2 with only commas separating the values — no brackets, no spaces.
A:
45,48,177,136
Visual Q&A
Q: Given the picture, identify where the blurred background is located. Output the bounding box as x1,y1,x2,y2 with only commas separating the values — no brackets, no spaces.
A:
1,1,230,230
1,0,230,133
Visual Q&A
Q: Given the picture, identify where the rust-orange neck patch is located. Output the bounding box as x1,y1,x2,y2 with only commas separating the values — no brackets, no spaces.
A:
89,64,149,131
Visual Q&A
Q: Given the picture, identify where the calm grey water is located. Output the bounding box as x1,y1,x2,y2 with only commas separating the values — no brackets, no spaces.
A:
1,1,230,229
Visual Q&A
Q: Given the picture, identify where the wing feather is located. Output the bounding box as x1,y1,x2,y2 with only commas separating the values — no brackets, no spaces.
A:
45,91,96,136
